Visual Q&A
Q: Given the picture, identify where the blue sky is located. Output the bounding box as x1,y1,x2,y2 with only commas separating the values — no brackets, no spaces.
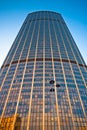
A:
0,0,87,67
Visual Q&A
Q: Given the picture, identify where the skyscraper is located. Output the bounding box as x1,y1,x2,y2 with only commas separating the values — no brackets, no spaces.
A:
0,11,87,130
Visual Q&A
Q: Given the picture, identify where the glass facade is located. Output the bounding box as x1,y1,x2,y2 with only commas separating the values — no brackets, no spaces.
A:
0,11,87,130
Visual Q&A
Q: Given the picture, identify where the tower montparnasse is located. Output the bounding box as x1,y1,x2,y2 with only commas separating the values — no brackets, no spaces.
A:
0,11,87,130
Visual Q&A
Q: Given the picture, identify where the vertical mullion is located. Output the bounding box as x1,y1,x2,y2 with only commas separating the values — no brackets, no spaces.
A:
0,17,29,125
64,23,85,65
12,17,34,130
57,21,76,129
47,12,60,130
27,13,41,130
0,20,29,92
1,20,25,68
43,13,45,130
61,22,87,117
64,23,87,89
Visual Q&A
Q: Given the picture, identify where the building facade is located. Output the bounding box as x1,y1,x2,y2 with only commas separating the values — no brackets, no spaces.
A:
0,11,87,130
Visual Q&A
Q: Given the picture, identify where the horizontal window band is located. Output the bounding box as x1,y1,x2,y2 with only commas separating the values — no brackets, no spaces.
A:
1,58,87,69
24,18,64,24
